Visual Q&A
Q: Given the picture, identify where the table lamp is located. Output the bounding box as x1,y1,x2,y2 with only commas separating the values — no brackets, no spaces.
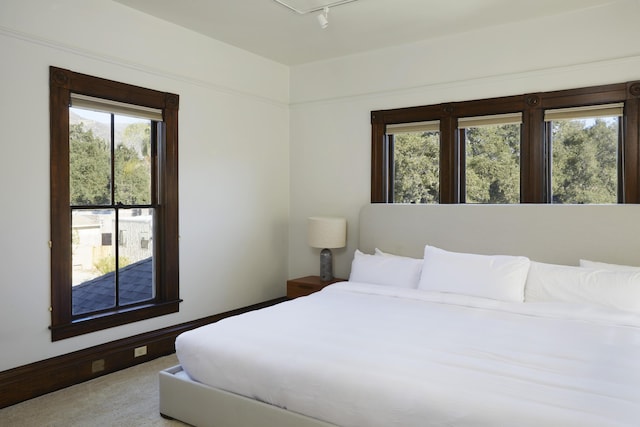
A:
308,216,347,281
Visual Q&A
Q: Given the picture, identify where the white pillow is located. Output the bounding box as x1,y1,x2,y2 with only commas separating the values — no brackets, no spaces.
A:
525,261,640,312
349,250,423,288
579,259,640,272
418,245,530,302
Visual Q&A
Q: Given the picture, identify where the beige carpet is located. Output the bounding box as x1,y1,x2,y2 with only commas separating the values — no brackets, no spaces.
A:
0,354,189,427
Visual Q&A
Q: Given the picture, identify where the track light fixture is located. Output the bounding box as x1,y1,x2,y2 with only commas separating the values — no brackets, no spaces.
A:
273,0,358,15
273,0,358,29
317,7,329,29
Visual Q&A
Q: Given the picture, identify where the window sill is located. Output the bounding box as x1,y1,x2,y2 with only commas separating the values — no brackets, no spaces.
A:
50,299,181,341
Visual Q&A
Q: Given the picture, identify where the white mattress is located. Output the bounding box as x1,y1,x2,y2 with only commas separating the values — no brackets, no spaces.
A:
176,282,640,427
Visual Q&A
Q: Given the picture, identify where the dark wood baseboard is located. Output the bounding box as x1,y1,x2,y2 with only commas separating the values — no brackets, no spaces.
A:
0,297,286,409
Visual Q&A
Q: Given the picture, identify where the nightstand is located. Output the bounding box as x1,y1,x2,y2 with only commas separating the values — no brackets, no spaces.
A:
286,275,345,299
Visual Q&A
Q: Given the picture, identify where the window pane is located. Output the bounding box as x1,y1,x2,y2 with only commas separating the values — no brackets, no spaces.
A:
392,131,440,203
69,109,155,315
72,209,116,315
114,115,152,205
551,117,618,204
465,123,521,204
118,208,155,306
69,108,111,206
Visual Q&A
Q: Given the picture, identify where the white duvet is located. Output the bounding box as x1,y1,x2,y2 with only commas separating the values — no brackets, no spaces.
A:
176,282,640,427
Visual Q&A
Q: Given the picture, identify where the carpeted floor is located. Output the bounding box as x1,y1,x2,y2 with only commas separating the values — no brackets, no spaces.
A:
0,354,189,427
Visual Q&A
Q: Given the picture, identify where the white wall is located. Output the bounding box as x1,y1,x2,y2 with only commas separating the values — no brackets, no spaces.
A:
0,0,289,371
288,0,640,280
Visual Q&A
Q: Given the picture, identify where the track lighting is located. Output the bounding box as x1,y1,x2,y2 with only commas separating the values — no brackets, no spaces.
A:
317,7,329,29
273,0,358,29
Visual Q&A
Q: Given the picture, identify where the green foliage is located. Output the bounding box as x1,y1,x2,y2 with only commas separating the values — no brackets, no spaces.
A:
115,144,151,204
122,122,152,159
551,118,617,204
69,123,110,205
94,255,131,275
69,122,151,206
393,132,439,203
465,124,520,204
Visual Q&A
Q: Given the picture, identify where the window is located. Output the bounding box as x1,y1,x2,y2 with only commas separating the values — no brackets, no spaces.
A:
371,81,640,204
459,114,521,204
386,121,440,203
545,104,623,204
50,66,180,341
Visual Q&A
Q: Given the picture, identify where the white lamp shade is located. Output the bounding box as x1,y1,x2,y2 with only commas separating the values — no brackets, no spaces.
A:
308,217,346,249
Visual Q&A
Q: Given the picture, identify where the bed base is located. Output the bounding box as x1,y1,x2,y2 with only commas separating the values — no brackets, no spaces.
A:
159,365,337,427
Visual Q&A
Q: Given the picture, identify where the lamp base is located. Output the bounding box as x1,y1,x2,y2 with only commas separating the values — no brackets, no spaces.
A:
319,248,333,281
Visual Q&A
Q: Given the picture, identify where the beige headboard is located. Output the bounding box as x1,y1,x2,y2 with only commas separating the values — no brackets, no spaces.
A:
359,204,640,266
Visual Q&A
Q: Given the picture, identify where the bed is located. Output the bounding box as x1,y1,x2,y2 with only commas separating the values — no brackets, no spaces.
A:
160,204,640,426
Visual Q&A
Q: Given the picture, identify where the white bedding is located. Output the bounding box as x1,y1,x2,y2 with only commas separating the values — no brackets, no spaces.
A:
176,282,640,427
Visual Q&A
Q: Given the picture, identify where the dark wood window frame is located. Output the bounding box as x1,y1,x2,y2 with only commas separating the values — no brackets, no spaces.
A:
371,81,640,204
49,66,180,341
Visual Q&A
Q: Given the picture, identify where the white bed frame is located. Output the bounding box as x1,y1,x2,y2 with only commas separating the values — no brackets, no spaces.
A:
159,204,640,426
159,366,335,426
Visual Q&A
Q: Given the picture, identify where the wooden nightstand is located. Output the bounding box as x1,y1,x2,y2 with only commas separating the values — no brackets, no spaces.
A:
286,275,345,299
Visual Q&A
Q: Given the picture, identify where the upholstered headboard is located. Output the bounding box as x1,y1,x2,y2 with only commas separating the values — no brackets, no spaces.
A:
359,204,640,266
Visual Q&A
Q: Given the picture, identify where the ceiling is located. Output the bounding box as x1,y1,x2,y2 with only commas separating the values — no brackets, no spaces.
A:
114,0,617,66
